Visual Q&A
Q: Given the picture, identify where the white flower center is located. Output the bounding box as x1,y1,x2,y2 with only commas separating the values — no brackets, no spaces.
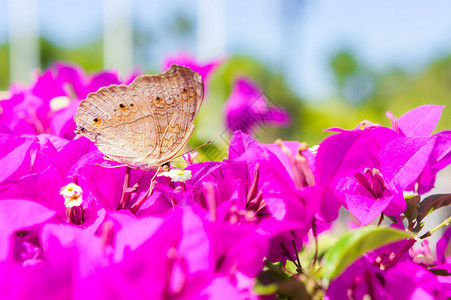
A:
158,169,192,182
60,183,83,207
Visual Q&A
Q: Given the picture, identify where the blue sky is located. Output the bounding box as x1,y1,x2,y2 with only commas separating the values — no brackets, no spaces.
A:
1,0,451,100
295,0,451,99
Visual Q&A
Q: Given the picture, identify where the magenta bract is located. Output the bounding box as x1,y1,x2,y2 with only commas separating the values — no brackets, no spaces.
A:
1,63,450,299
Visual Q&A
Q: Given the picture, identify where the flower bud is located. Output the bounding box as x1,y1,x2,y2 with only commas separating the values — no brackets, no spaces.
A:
60,183,84,225
66,205,83,225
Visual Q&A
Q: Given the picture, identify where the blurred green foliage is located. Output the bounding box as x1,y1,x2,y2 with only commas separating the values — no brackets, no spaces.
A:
1,39,450,151
368,55,451,131
196,56,304,142
40,38,104,72
194,51,451,151
0,38,103,90
330,49,359,94
329,49,451,136
0,43,9,90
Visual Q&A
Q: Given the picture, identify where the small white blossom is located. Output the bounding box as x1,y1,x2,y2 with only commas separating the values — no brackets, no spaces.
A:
60,183,83,207
158,169,192,182
309,145,319,154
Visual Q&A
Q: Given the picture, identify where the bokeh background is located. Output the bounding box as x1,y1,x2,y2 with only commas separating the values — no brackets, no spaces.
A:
1,0,451,147
1,0,450,248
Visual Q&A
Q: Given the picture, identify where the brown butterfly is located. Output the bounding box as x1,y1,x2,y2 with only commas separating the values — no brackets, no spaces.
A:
73,65,204,171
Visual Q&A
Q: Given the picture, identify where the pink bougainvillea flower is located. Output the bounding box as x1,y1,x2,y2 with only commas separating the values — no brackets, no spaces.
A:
225,131,316,263
314,129,380,223
256,143,326,246
87,208,267,299
384,260,448,299
387,105,444,137
335,167,402,226
157,131,315,266
224,78,290,135
436,226,451,265
0,221,110,300
0,63,138,139
227,132,314,224
326,257,388,300
317,105,450,224
387,105,451,194
409,234,451,297
163,53,219,83
0,92,49,135
0,135,87,215
264,139,316,190
1,68,450,300
327,256,448,300
405,130,451,194
328,234,448,300
0,203,269,299
0,133,137,222
335,136,436,225
0,200,56,261
183,160,236,219
164,208,269,298
0,133,41,185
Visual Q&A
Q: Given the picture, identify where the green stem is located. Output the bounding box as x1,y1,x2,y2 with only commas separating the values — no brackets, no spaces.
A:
312,219,319,267
420,216,451,239
291,238,302,272
280,243,300,270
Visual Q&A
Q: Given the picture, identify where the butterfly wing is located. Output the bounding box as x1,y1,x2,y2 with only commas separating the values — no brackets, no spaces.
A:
74,65,203,170
130,65,203,164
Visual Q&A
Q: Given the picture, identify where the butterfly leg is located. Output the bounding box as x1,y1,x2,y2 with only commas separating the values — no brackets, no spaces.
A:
117,167,137,210
101,156,136,167
95,156,138,169
129,166,161,214
95,163,135,169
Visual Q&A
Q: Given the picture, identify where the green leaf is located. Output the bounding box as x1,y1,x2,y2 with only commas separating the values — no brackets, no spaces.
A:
254,281,278,296
255,269,286,296
298,233,339,269
319,226,413,287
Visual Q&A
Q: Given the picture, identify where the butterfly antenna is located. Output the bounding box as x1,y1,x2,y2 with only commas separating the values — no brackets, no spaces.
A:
173,140,212,160
95,163,134,169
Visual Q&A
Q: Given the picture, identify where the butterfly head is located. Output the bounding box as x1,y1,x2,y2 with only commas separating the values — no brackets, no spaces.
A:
74,125,85,135
74,124,98,142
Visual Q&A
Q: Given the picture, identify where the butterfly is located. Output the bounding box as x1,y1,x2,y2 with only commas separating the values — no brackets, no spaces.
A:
73,65,204,171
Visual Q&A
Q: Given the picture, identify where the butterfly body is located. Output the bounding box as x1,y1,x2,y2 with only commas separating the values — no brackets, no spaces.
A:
74,65,203,171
